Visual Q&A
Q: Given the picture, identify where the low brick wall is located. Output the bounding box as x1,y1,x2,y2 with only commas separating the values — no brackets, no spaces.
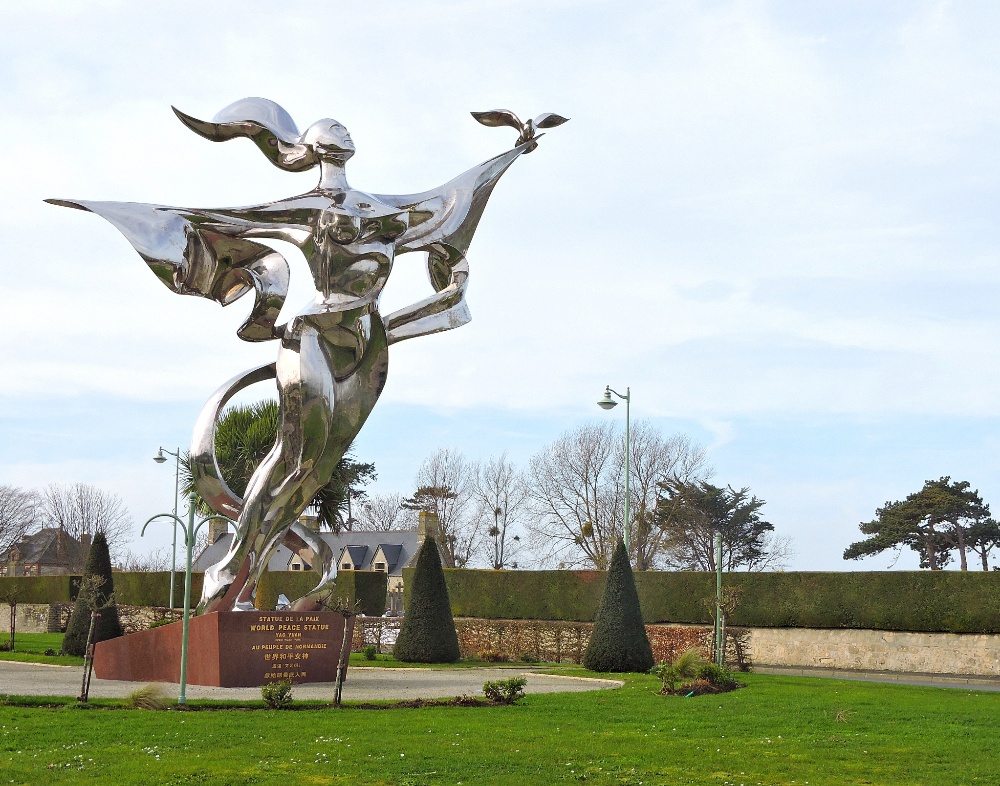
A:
13,604,1000,677
750,627,1000,677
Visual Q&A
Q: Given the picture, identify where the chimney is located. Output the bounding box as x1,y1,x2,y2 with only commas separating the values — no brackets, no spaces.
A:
417,510,439,542
80,532,92,553
209,518,229,544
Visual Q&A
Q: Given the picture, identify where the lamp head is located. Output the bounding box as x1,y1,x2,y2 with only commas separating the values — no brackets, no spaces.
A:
597,386,617,410
153,448,167,464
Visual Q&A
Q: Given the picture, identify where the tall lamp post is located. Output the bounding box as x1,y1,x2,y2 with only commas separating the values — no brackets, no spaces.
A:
142,495,230,706
597,385,631,556
153,447,181,610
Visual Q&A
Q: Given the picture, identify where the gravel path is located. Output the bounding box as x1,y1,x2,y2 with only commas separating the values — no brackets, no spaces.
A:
0,661,621,702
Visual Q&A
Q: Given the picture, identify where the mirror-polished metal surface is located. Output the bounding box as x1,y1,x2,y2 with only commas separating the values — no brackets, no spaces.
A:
48,98,566,613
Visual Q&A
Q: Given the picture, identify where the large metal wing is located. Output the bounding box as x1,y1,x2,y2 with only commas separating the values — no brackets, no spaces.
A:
44,199,291,343
374,142,531,256
374,142,531,344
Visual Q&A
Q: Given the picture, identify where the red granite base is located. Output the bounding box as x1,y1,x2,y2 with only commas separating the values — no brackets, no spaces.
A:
92,611,354,687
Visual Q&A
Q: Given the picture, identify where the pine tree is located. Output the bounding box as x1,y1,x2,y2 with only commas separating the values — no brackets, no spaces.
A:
393,537,460,663
583,539,654,672
61,532,123,656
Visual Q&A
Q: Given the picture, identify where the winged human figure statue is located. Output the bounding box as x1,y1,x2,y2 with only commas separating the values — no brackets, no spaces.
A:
47,98,566,613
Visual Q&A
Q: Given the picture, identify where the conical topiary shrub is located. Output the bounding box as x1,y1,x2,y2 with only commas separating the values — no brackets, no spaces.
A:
583,539,654,673
393,536,460,663
62,532,123,656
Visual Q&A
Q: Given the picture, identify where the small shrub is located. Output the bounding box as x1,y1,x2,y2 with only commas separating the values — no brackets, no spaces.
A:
653,648,706,694
519,652,539,663
43,648,57,656
0,639,10,652
482,677,527,705
696,662,740,691
478,649,508,663
124,684,168,710
261,680,293,709
362,644,378,661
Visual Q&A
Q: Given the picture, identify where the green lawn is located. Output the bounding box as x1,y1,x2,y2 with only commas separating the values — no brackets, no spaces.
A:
0,632,83,666
1,669,998,784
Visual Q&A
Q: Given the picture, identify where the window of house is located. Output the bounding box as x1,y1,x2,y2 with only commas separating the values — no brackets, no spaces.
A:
291,563,301,571
342,563,352,570
374,562,385,571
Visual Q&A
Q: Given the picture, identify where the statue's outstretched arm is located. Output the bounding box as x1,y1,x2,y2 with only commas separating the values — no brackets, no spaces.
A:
383,243,469,344
377,111,567,343
44,199,306,342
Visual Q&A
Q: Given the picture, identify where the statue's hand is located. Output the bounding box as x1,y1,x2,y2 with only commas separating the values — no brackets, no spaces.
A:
471,110,569,153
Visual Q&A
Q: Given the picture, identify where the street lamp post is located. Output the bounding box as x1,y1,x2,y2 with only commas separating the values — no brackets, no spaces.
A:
142,494,230,706
597,385,631,556
153,447,182,610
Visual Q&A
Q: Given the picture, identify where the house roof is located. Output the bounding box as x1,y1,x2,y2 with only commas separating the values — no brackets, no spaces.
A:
342,545,369,568
373,543,403,572
192,527,421,577
2,528,84,567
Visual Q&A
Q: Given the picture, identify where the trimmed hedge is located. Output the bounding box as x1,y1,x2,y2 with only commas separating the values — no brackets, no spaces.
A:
112,572,199,608
335,571,387,616
406,569,1000,634
0,575,80,603
252,570,387,613
254,571,322,611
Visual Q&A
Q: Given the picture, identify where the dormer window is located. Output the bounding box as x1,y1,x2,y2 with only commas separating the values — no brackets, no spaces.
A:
374,562,386,571
341,563,352,570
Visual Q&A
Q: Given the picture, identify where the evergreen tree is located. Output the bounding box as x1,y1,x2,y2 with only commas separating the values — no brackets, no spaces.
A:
393,537,460,663
583,539,654,673
62,532,123,656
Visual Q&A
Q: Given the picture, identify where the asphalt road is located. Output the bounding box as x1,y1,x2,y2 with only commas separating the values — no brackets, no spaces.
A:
0,661,622,702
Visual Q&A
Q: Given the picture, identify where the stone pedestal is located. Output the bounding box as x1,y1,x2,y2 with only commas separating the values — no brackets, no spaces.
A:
92,611,354,687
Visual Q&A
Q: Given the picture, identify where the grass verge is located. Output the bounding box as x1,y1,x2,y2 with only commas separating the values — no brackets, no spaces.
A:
0,633,82,666
1,671,998,784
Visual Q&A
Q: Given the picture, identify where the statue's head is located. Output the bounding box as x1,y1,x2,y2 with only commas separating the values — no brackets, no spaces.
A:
172,98,353,172
300,119,355,162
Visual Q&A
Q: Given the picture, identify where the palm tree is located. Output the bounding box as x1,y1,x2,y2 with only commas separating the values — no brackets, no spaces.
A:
180,399,375,532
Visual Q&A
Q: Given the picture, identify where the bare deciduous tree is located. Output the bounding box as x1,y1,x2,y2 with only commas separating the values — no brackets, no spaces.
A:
116,545,173,573
354,492,406,532
526,422,619,569
471,453,527,569
403,448,480,567
0,485,38,556
526,421,710,569
39,483,132,561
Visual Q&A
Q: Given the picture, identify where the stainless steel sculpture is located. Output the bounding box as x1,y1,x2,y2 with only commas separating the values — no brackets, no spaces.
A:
48,99,566,613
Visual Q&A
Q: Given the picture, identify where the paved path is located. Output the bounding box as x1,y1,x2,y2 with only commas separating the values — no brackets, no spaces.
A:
0,662,622,702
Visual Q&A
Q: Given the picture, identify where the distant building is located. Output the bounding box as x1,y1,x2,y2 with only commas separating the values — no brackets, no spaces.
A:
192,511,444,614
193,526,424,594
0,528,90,577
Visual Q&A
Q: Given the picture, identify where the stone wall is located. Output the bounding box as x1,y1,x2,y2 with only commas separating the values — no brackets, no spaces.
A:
0,603,51,634
749,627,1000,676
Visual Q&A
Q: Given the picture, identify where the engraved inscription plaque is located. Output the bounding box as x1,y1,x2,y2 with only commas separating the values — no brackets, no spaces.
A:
93,611,354,687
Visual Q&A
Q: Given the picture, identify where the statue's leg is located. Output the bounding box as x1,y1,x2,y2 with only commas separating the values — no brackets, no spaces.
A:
200,310,388,613
254,311,390,611
200,322,334,613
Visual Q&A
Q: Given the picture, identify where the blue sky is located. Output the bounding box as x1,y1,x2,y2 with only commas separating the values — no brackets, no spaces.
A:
2,1,999,570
